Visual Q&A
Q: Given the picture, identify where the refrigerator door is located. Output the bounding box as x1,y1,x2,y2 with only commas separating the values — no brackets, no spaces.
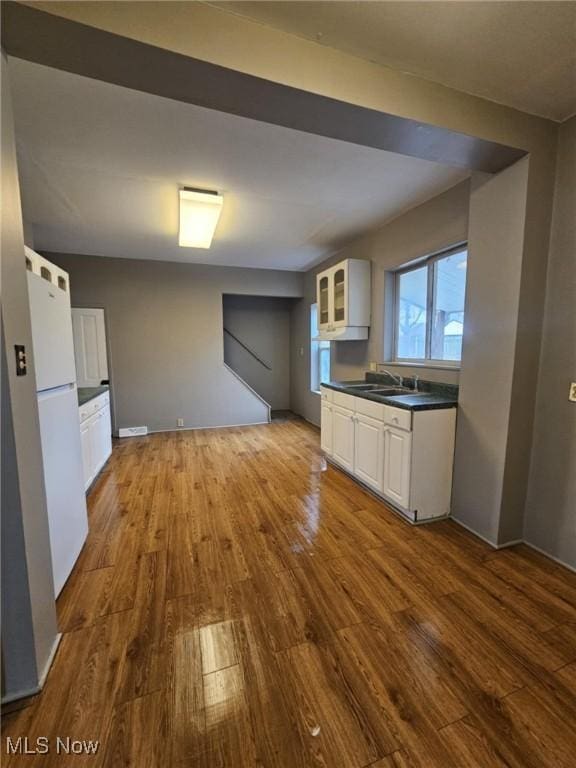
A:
27,271,76,391
38,384,89,596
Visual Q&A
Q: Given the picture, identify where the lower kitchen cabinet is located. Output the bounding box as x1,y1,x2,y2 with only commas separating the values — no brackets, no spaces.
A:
382,425,411,509
331,404,355,473
320,400,333,455
354,412,385,492
320,386,456,523
79,392,112,491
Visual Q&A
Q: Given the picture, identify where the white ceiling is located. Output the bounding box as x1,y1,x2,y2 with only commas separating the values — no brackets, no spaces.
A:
212,1,576,122
10,58,468,271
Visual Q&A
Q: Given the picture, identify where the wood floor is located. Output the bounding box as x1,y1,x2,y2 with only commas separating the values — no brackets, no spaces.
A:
3,419,576,767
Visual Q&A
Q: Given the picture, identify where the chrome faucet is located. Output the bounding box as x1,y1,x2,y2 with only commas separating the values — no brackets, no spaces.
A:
413,375,419,392
380,369,403,387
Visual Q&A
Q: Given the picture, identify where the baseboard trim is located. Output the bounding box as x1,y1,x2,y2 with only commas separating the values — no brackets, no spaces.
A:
1,632,62,706
143,421,271,435
523,541,576,574
450,517,522,549
451,519,575,572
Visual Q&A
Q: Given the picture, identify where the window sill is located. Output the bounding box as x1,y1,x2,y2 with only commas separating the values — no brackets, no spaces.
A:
387,361,461,372
311,389,321,396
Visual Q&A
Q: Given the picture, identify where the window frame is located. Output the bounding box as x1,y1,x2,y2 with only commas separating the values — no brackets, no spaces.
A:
310,303,331,394
393,243,467,367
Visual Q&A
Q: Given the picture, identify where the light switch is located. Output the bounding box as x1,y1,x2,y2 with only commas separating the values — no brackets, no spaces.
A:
14,345,27,376
569,382,576,402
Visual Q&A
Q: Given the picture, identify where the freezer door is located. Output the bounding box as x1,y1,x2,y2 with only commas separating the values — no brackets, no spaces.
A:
28,271,76,391
38,384,89,596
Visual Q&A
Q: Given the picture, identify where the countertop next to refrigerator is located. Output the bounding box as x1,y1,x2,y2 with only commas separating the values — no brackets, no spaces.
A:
78,385,109,406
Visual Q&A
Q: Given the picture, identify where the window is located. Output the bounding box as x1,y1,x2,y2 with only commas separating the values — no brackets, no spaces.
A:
310,303,331,392
394,245,467,364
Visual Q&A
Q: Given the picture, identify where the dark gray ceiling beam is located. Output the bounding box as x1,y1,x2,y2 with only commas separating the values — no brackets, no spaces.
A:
1,2,526,173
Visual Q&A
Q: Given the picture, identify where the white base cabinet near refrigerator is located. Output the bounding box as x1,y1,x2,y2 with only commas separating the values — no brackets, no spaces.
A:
320,386,456,523
79,392,112,491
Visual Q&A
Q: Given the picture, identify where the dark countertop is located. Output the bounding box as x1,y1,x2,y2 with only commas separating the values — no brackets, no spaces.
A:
321,375,458,411
78,386,109,406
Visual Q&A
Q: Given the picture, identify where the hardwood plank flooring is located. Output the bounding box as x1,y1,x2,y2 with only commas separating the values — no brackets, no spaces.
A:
3,419,576,767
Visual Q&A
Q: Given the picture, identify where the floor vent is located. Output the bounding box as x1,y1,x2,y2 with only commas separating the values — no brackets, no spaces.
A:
118,426,148,438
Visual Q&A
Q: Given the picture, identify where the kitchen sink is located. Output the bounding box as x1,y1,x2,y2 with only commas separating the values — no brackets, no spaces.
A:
368,387,413,396
344,383,384,391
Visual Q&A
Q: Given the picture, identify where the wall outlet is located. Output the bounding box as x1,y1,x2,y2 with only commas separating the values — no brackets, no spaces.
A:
369,361,377,372
569,383,576,402
177,418,184,427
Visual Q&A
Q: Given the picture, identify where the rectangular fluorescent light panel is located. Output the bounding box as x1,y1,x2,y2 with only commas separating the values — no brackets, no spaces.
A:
179,189,223,248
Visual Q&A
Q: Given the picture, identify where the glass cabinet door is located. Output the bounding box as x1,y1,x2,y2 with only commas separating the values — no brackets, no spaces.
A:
333,268,346,323
319,275,329,326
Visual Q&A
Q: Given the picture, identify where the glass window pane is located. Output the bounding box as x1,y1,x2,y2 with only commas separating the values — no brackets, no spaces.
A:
396,266,428,359
431,250,467,361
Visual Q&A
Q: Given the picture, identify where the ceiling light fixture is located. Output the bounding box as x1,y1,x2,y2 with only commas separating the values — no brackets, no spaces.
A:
178,187,223,248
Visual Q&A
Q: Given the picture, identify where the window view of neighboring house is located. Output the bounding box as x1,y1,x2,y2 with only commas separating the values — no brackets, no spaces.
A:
395,246,467,363
310,303,331,392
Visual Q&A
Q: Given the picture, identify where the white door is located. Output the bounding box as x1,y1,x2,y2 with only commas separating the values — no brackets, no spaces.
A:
354,413,384,492
331,405,355,472
80,419,93,490
320,402,333,455
72,308,109,387
383,426,412,509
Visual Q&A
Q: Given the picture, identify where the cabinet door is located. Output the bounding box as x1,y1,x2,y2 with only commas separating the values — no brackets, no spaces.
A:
88,412,103,477
317,273,331,328
383,426,412,509
332,264,348,327
320,403,333,455
354,413,384,492
331,405,355,472
100,404,113,464
91,408,112,475
80,419,93,491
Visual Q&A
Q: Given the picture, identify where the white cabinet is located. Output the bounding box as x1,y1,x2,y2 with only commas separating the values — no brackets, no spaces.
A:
331,404,355,472
383,426,412,509
80,419,93,489
354,413,385,492
79,392,112,491
320,402,333,455
319,385,456,523
316,259,370,340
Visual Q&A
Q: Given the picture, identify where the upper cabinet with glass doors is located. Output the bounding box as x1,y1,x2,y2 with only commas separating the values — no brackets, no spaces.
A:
316,259,371,340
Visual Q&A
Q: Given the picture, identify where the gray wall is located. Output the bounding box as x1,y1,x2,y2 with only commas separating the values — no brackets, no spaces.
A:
290,181,470,426
452,160,530,545
524,116,576,568
49,253,303,433
223,294,294,411
1,53,59,702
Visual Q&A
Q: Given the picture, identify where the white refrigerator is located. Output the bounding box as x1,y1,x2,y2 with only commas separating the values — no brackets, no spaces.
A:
26,248,89,597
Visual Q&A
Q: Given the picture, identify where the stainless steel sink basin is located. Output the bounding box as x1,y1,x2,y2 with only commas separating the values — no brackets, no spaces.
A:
344,384,383,391
369,387,412,396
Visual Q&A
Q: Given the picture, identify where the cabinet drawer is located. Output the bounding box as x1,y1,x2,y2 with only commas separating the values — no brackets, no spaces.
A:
320,386,333,403
79,392,110,423
332,390,356,410
354,397,384,421
79,399,99,423
94,392,110,411
384,405,412,432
